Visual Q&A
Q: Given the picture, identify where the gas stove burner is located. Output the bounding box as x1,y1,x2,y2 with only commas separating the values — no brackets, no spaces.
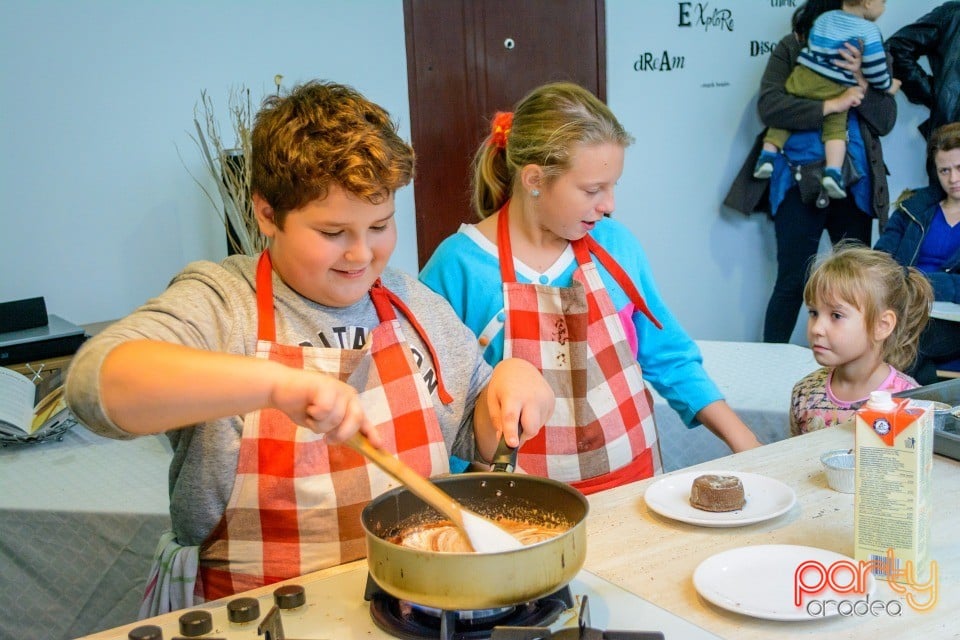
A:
490,595,665,640
364,573,572,640
405,601,517,624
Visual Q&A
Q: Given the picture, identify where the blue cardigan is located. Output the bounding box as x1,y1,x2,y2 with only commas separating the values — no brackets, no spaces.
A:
419,217,723,428
874,186,960,303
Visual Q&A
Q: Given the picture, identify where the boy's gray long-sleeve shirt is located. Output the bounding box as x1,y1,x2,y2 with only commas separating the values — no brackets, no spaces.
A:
66,256,489,546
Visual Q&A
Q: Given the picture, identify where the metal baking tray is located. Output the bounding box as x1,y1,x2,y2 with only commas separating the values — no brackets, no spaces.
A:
894,379,960,461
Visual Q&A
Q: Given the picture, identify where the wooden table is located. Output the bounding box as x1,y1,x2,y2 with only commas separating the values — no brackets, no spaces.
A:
584,422,959,639
73,423,957,640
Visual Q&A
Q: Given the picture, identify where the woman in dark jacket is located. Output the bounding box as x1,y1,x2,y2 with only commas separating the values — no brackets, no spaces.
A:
724,0,898,343
875,122,960,383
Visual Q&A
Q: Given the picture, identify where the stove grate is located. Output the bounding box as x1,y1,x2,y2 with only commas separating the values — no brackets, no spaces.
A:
489,595,665,640
364,573,572,640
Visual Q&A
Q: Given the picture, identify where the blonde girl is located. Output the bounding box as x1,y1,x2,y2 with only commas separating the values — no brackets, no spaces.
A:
790,242,933,435
420,81,761,493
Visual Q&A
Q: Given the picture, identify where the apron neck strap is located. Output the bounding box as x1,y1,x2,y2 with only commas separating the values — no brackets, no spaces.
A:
571,237,593,266
496,201,598,280
578,235,662,329
368,279,398,321
256,251,277,341
256,253,456,402
496,201,519,283
495,203,660,328
370,281,454,404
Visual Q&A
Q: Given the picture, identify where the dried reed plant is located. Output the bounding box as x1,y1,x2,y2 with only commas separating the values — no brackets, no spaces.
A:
189,86,267,256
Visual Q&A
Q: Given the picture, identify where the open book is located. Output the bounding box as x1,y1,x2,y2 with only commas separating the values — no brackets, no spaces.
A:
0,366,74,442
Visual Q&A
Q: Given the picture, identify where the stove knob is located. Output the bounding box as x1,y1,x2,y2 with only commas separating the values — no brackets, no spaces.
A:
227,596,261,624
273,584,306,610
178,610,213,637
128,625,163,640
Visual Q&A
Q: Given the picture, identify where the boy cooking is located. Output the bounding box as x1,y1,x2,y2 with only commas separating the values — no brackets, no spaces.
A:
65,80,553,614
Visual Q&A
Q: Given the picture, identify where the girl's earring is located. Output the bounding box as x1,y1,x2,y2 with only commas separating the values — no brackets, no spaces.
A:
531,189,540,197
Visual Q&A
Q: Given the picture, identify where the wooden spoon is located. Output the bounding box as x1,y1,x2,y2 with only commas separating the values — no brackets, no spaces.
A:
345,432,522,553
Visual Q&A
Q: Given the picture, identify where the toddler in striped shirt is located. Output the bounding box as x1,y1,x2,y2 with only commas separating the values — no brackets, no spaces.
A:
754,0,900,200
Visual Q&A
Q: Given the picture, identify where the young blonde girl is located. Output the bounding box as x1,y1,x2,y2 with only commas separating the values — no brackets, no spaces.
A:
421,81,761,493
790,242,933,435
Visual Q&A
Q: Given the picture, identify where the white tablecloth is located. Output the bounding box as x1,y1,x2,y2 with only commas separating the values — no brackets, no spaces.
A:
931,300,960,322
651,340,818,472
0,425,172,640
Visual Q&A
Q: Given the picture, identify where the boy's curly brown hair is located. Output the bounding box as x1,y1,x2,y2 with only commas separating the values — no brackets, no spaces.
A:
251,80,414,228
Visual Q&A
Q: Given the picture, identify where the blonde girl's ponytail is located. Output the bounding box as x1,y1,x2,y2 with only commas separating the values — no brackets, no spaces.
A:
470,83,634,220
886,266,933,371
470,111,513,219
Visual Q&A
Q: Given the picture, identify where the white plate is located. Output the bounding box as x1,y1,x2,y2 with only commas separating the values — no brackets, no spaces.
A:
643,470,795,527
693,544,876,620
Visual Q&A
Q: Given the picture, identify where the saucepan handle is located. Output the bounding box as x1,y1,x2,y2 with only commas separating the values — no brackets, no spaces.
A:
490,434,519,473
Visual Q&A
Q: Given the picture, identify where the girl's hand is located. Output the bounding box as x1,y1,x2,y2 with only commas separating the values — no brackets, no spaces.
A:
484,359,555,448
695,400,762,453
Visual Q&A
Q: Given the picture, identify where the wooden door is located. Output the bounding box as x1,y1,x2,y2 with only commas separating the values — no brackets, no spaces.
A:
404,0,606,268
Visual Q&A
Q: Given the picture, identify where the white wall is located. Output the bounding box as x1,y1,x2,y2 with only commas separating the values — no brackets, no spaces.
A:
0,0,415,324
606,0,937,343
0,0,941,345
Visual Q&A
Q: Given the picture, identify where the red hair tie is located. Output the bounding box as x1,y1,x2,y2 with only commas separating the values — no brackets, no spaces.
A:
489,111,513,149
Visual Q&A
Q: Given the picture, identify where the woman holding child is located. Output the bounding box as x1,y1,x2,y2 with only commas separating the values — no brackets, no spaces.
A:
724,0,898,343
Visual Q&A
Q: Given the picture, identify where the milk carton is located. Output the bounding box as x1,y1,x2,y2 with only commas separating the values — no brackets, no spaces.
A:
854,390,934,583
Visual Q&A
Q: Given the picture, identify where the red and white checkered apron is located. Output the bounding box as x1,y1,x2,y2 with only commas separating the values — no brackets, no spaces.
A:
497,203,663,494
197,251,450,600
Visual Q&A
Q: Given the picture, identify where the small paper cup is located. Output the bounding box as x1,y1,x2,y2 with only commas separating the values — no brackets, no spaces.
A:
820,449,855,493
931,402,952,432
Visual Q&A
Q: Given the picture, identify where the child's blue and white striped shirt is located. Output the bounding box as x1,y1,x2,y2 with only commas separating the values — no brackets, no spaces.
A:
798,9,892,91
